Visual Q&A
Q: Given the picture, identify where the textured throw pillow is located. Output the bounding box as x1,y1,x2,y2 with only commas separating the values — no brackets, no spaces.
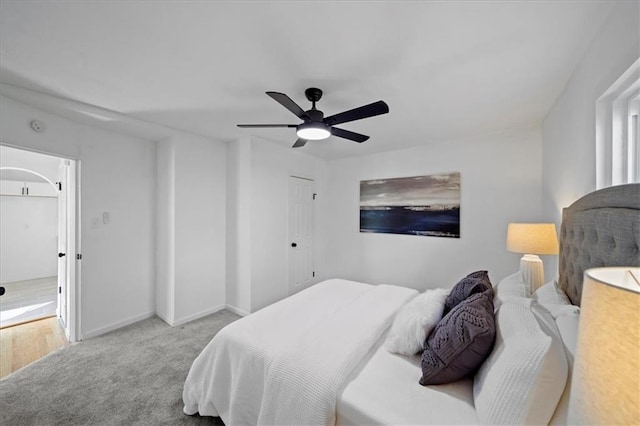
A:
443,270,493,315
473,298,568,426
419,292,495,385
385,288,449,356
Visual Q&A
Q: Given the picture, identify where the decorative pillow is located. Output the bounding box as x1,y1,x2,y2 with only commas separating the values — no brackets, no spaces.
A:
419,292,495,385
473,298,568,426
385,288,449,356
443,270,493,315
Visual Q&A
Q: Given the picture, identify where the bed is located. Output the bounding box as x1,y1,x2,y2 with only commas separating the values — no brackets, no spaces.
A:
183,183,640,425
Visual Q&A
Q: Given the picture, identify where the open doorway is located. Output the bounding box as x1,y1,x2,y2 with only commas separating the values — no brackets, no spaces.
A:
0,145,79,342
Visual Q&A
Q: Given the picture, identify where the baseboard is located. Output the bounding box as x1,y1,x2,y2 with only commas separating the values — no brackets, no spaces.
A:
82,311,155,340
225,304,249,317
168,304,227,327
155,311,172,326
82,304,246,338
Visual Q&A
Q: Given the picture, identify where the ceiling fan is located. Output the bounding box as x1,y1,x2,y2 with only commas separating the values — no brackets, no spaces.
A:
237,88,389,148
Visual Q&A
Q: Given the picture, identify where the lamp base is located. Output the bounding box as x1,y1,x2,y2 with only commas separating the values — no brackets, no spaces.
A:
520,254,544,295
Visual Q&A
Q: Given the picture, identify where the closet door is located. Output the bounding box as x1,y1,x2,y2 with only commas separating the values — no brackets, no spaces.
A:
288,176,315,295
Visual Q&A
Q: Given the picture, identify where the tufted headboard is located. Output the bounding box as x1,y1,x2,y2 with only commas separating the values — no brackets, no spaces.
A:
558,183,640,306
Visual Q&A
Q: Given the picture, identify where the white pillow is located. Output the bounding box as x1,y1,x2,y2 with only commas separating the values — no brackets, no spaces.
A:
493,272,529,312
535,280,580,319
535,280,572,305
473,298,568,425
384,288,449,356
549,309,580,425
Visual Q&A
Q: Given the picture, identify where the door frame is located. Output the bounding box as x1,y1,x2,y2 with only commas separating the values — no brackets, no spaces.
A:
64,158,81,342
0,143,81,341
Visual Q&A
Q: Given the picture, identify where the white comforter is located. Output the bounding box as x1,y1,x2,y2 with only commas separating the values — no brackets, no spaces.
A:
183,279,417,425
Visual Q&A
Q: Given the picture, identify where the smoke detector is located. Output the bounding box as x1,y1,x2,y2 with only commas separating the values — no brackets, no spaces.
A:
30,119,46,133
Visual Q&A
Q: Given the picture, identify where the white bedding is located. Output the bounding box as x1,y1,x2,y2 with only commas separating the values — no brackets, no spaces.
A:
183,279,417,425
337,343,479,425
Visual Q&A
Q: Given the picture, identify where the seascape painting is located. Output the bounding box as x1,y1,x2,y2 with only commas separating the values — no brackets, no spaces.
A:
360,172,461,238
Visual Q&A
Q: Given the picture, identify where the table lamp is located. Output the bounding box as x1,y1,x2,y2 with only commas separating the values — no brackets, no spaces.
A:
506,223,559,294
568,267,640,424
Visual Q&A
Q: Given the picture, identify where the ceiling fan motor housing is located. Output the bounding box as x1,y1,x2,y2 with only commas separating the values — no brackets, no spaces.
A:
305,109,324,121
305,87,323,103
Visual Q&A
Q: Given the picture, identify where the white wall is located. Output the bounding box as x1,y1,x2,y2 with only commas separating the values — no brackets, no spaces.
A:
225,137,251,315
0,145,60,182
325,127,544,289
0,146,61,283
173,134,227,324
541,1,639,277
0,95,156,338
155,139,175,323
0,196,57,283
156,135,227,325
155,134,226,326
224,137,328,313
542,1,639,221
249,138,328,311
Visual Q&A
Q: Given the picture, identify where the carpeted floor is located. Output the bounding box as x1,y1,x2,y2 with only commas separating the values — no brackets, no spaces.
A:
0,309,239,425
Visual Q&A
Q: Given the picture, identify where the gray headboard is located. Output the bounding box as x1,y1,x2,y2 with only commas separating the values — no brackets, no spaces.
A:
558,183,640,306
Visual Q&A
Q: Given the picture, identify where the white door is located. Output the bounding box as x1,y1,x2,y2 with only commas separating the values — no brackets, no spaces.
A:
66,159,79,342
56,158,79,341
288,176,315,295
56,161,68,327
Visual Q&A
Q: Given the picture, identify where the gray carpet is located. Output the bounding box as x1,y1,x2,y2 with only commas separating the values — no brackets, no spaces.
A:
0,310,239,425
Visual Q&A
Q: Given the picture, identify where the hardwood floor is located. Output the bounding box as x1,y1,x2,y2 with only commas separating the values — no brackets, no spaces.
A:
0,316,67,379
0,276,58,328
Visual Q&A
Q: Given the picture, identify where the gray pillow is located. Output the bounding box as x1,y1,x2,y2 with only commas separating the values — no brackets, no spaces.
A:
443,270,493,315
420,292,496,385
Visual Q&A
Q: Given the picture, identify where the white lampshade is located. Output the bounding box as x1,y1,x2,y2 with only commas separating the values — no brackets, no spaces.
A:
506,223,559,255
506,223,559,294
568,267,640,424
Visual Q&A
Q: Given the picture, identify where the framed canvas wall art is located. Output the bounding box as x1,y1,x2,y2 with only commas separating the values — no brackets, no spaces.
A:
360,172,460,238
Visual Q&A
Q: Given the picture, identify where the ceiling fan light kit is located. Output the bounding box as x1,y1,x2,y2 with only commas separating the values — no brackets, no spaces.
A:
237,87,389,148
296,122,330,140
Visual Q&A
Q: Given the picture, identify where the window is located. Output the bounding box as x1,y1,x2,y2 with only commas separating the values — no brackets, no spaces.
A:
596,58,640,188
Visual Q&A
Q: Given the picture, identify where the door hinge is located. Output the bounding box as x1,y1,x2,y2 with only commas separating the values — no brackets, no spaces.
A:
56,181,62,191
313,193,317,200
76,254,83,260
312,271,315,277
59,287,62,294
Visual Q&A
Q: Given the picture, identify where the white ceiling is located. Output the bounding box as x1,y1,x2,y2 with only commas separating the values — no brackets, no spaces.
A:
0,1,614,159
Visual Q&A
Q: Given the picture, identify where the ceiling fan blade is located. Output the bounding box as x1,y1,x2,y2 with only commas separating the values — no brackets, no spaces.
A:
266,92,309,120
292,138,307,148
324,100,389,126
237,124,297,128
331,127,370,143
